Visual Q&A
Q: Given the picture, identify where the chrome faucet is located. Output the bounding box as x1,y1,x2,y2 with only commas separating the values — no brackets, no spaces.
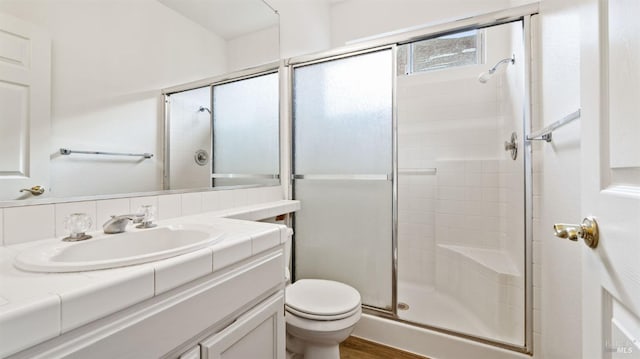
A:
102,214,144,234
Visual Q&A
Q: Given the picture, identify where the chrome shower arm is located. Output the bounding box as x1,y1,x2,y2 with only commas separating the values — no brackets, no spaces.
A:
488,54,516,74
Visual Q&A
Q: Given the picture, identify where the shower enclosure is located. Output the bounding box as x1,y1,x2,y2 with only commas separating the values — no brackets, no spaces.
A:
395,20,526,346
163,68,280,190
291,8,534,352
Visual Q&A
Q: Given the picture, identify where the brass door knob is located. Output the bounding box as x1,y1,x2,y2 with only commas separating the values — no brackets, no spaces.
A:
19,185,45,196
553,217,599,248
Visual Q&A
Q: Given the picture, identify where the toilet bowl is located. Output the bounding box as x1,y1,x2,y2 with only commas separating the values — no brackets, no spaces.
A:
283,233,362,359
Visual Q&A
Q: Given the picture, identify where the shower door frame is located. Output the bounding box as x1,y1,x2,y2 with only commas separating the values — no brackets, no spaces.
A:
162,62,282,190
286,3,538,354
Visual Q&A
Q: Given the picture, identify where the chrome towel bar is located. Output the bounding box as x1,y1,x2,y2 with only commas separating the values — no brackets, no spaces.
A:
526,109,581,142
59,148,153,159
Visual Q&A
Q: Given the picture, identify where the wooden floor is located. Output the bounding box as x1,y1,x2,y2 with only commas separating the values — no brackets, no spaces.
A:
340,336,429,359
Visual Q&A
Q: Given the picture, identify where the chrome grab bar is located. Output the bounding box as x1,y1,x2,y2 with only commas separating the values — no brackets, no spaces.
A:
526,109,581,142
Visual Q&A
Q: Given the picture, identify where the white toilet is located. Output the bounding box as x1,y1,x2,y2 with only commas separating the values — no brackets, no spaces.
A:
283,233,362,359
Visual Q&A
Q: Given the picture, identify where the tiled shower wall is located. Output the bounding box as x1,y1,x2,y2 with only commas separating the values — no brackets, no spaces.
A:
397,66,505,288
398,173,436,286
397,22,525,292
434,159,507,249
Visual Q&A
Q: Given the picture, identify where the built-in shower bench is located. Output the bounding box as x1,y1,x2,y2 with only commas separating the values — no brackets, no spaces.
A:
436,244,524,344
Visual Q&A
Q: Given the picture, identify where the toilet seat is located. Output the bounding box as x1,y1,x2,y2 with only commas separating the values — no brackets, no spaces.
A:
285,279,361,321
286,303,361,321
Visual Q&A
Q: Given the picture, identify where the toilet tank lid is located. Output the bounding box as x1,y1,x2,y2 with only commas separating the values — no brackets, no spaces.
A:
286,279,361,316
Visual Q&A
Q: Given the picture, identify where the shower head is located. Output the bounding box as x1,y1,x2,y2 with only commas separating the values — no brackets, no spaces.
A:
198,106,211,114
478,72,493,83
478,54,516,83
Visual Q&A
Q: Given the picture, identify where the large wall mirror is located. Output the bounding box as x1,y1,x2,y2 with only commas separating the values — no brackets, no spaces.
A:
0,0,279,205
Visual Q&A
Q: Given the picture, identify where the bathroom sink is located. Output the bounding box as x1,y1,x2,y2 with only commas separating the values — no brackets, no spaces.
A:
14,224,224,273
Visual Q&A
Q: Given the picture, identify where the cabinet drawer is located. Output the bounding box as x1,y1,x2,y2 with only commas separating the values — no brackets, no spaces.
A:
200,292,285,359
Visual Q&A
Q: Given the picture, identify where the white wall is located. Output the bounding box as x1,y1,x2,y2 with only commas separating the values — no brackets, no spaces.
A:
226,25,279,72
0,0,227,198
271,0,332,58
329,0,513,47
535,0,582,357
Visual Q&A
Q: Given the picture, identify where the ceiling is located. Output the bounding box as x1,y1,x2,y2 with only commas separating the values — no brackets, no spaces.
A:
157,0,279,40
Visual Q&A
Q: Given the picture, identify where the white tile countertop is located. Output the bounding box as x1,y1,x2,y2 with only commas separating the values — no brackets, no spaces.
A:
0,200,300,358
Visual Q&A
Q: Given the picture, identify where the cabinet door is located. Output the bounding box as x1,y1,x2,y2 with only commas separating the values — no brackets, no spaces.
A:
179,346,200,359
200,292,284,359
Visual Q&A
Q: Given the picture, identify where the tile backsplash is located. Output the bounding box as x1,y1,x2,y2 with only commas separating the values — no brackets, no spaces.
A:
1,187,283,246
4,205,56,246
96,199,131,226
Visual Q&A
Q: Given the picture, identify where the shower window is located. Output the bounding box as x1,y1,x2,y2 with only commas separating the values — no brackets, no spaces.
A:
397,29,483,75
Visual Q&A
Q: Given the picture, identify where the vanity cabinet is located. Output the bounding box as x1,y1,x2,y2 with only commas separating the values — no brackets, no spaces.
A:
178,346,201,359
199,292,284,359
178,292,284,359
8,248,285,359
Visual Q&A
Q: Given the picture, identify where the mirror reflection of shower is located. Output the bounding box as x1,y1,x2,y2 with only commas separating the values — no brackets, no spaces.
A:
478,53,515,83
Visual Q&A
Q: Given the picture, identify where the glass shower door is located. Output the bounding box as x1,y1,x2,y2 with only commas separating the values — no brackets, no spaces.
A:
212,72,280,187
292,49,394,310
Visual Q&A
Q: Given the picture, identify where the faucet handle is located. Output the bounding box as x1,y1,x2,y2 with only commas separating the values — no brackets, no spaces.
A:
135,205,157,229
62,213,93,242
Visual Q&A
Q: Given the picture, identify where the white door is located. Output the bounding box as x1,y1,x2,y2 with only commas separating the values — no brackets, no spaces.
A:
0,12,50,200
581,0,640,358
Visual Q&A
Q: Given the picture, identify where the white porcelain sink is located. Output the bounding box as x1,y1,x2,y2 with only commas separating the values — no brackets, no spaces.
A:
14,224,224,273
